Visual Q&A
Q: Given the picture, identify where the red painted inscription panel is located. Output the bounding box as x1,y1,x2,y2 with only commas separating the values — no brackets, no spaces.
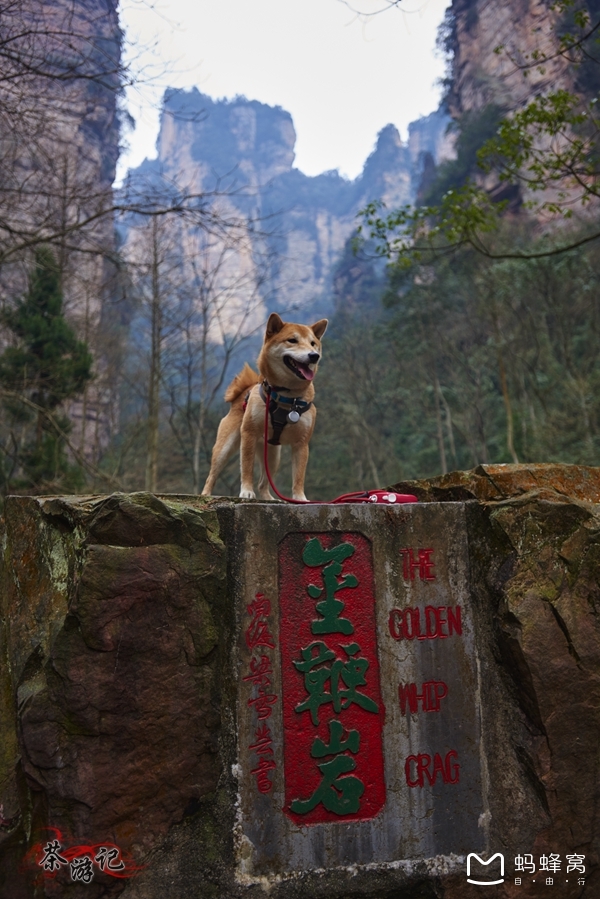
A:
279,532,385,825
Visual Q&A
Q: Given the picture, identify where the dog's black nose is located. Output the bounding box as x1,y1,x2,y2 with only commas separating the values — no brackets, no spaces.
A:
308,352,320,363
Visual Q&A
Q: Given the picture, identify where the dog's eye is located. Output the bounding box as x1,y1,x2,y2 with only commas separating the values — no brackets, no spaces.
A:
311,341,316,347
287,338,298,344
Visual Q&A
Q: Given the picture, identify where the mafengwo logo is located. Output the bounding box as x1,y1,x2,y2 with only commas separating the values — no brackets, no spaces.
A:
467,853,505,885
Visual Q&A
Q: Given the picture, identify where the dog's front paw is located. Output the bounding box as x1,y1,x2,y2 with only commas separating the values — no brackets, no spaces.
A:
239,488,256,499
293,493,308,502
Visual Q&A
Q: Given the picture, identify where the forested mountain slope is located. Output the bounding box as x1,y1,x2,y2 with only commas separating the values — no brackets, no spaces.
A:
309,0,600,497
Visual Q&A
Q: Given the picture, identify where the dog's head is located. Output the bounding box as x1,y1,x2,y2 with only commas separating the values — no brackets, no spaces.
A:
259,313,328,387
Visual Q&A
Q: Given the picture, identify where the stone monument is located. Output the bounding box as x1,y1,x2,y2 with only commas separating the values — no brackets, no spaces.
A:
233,503,484,879
0,464,599,897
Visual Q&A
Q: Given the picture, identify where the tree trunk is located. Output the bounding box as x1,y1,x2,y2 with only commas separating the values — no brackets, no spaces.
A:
490,303,519,464
145,221,162,493
439,385,457,466
192,299,211,494
192,402,205,494
433,372,447,475
496,346,519,463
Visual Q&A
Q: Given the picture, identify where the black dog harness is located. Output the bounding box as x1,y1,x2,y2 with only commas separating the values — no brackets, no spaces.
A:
258,381,312,446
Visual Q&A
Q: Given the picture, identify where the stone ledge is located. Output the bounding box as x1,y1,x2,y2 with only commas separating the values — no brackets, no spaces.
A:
390,462,600,505
0,472,598,897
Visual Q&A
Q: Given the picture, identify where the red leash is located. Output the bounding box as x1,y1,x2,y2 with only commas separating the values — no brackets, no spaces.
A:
262,391,417,505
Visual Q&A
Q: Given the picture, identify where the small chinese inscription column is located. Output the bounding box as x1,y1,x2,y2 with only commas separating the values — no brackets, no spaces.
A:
243,594,278,794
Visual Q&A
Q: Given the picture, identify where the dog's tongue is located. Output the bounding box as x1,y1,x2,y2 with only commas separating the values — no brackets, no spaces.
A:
297,362,315,381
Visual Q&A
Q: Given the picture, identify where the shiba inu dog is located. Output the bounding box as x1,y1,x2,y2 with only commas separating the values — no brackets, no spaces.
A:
202,312,328,500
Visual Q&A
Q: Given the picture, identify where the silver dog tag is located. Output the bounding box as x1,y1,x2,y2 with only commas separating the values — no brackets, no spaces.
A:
288,410,300,423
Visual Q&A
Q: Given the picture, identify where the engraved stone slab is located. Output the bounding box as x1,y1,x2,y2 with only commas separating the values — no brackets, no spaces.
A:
231,502,485,879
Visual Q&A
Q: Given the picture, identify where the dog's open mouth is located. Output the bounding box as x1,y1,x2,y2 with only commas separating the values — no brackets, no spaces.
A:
283,355,315,381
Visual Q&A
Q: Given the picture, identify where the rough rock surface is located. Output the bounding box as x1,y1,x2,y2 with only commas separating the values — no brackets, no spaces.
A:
446,0,571,116
0,493,229,898
443,0,591,220
1,465,599,897
391,461,600,504
393,464,600,898
0,0,123,457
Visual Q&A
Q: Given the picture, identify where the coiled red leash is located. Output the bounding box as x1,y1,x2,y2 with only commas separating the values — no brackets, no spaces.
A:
262,391,418,505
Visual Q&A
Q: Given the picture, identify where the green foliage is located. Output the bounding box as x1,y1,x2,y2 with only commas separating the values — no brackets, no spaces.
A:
0,249,92,407
306,233,600,496
0,247,93,493
358,182,504,270
478,91,598,209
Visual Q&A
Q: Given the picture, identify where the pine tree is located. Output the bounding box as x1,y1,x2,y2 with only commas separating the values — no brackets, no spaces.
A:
0,247,93,491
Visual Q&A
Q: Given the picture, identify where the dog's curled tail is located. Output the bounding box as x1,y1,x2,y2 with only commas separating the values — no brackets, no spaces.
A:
224,363,260,404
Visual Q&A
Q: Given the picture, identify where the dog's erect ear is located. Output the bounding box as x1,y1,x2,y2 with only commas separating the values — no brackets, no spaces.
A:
266,313,285,338
310,319,328,340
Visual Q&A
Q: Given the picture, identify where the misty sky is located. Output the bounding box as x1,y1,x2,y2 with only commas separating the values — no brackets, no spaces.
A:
119,0,450,182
